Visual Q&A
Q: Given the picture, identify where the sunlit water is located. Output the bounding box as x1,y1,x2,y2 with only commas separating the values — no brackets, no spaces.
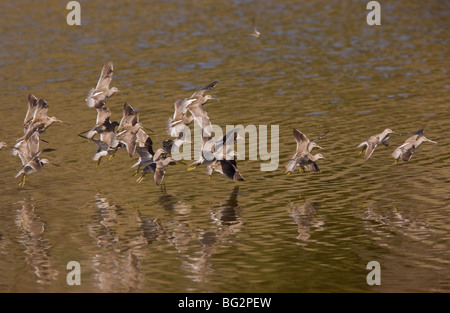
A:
0,0,449,292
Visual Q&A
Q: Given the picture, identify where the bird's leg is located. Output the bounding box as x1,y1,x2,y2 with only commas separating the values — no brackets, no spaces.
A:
187,165,197,171
96,157,102,168
132,166,141,176
284,170,291,176
19,174,26,188
393,159,399,165
159,183,166,193
136,172,146,184
108,147,118,160
299,167,305,173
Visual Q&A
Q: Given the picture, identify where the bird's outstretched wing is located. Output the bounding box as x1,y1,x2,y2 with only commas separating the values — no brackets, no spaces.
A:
24,94,38,126
94,60,114,92
313,130,329,143
190,81,218,98
32,99,49,123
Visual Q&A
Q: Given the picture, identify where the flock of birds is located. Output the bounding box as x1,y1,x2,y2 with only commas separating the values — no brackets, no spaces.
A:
0,58,438,188
5,94,64,187
285,127,438,174
78,61,244,187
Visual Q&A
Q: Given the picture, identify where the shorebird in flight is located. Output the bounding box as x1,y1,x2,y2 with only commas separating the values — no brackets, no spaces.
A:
392,129,437,163
85,60,119,108
357,128,401,160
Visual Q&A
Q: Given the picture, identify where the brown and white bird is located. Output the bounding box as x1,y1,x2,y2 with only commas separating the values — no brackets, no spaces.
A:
392,129,437,163
85,100,118,140
13,129,40,165
115,122,141,158
285,128,327,174
19,99,64,142
296,153,325,173
357,128,401,160
94,100,112,126
166,98,196,145
23,93,39,130
207,159,244,181
108,103,141,159
249,17,261,38
78,134,114,168
137,148,176,186
188,128,244,181
187,81,219,137
132,137,155,175
136,127,151,147
85,60,119,108
13,130,53,188
116,102,139,133
208,130,244,181
15,150,50,188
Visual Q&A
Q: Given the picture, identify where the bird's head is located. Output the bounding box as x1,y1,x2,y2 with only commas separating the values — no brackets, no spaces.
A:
205,95,220,102
109,87,120,96
315,153,325,160
419,136,437,145
52,116,63,122
385,128,401,135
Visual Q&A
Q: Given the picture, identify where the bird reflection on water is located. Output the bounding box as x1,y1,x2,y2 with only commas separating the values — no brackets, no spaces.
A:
288,199,324,248
363,204,431,244
15,197,58,285
189,186,243,283
88,194,148,292
153,186,243,283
